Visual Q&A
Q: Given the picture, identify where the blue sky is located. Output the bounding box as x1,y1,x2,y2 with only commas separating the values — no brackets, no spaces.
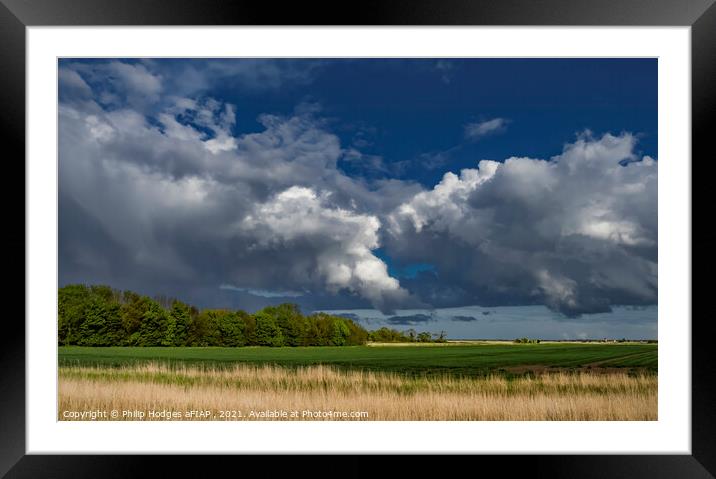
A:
127,58,657,186
58,58,658,338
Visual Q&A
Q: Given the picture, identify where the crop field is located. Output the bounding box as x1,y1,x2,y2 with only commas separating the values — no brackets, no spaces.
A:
59,342,657,377
58,343,657,421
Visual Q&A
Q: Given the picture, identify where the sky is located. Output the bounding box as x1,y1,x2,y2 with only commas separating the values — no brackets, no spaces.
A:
58,58,658,339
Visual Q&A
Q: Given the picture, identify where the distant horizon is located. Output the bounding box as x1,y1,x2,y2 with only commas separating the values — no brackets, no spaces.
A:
57,282,657,340
317,304,657,341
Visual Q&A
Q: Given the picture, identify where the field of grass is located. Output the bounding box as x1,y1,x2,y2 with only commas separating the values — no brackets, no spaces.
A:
59,362,657,421
58,343,657,420
59,342,657,377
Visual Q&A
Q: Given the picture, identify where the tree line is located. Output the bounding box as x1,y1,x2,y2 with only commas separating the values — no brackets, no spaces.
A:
368,327,447,343
58,284,446,347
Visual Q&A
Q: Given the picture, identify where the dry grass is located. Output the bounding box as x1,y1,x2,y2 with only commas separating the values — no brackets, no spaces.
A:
58,363,657,421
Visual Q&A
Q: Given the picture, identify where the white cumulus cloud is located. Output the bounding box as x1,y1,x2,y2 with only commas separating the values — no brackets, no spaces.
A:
387,132,657,316
242,186,410,312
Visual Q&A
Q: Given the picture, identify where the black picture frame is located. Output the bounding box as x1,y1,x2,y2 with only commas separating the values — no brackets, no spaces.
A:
3,0,714,476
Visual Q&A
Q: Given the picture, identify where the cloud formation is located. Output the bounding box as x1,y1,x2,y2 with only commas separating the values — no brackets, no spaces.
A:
464,118,508,140
241,186,410,312
219,284,304,298
59,60,420,314
386,313,435,325
59,59,657,318
435,60,456,84
386,132,657,316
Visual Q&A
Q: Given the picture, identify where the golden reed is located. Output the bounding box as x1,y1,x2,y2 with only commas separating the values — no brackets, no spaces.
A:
59,363,657,421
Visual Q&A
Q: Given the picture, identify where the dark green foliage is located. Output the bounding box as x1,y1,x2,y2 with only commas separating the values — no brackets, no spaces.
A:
58,284,91,345
417,331,432,343
186,308,211,347
196,310,222,346
259,304,304,346
254,311,284,346
169,301,192,346
344,319,369,346
77,295,123,346
197,309,247,347
216,311,247,347
368,327,405,343
514,337,540,344
135,301,171,346
58,284,123,346
239,311,257,345
58,284,446,348
367,326,443,344
120,292,152,341
311,314,334,346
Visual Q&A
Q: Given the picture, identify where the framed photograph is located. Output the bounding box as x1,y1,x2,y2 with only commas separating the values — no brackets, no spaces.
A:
6,0,714,475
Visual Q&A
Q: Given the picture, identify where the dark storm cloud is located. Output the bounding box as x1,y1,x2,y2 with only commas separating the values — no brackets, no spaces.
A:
385,314,435,325
58,60,426,314
59,192,131,283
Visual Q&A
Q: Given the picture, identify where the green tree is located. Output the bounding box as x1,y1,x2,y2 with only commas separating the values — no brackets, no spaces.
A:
58,284,91,345
259,304,305,346
329,318,351,346
90,284,120,304
344,319,369,345
369,327,411,343
162,314,177,347
136,300,171,346
190,310,224,346
417,331,432,343
59,284,373,348
77,295,123,346
216,311,246,347
120,292,153,343
254,311,284,346
302,316,320,346
238,310,257,345
168,301,192,346
312,313,337,346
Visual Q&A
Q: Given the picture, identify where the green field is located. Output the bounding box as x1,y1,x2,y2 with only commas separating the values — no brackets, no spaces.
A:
59,342,657,377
